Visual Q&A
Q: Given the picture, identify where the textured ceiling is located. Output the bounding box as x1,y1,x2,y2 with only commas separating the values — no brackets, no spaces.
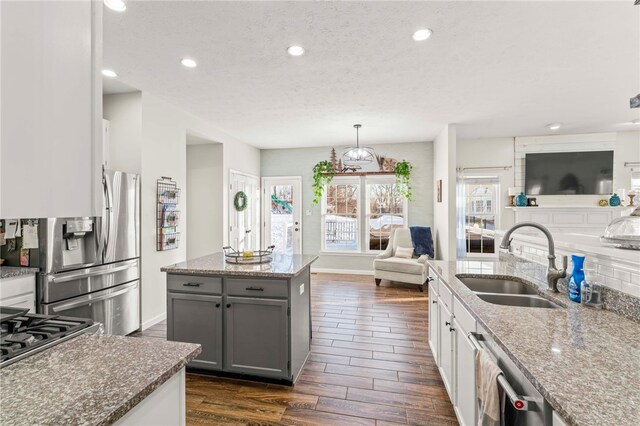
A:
103,1,640,149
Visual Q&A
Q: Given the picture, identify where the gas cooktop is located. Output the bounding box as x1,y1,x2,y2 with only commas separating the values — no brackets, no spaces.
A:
0,307,101,368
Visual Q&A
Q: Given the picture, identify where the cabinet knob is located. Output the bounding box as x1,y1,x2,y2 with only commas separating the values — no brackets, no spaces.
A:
295,228,299,231
449,327,456,332
445,321,451,326
215,303,221,308
427,277,434,282
226,303,231,308
432,300,437,304
183,283,200,287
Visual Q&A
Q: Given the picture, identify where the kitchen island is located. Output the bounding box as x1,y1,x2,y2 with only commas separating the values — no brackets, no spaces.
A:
0,334,200,426
161,252,317,384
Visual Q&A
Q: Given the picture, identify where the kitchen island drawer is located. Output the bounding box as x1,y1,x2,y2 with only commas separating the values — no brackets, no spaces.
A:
167,274,222,294
226,278,288,298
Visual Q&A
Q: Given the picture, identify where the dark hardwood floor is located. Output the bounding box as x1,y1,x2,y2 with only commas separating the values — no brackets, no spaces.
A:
133,273,458,425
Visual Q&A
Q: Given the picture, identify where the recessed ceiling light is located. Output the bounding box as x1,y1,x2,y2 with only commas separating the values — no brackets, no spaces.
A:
287,46,305,57
101,69,118,78
412,29,433,41
181,58,197,68
103,0,126,12
546,123,562,130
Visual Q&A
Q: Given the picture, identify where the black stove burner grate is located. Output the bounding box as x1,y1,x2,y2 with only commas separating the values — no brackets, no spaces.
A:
0,314,94,364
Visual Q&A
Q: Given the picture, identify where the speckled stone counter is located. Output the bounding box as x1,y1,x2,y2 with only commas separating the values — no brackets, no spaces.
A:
427,259,640,426
0,334,201,426
161,252,318,278
0,266,39,279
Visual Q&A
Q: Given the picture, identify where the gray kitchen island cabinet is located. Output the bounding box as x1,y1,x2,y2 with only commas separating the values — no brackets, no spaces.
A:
162,252,317,384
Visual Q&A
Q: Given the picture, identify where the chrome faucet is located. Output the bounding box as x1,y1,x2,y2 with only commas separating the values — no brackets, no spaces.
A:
499,222,567,292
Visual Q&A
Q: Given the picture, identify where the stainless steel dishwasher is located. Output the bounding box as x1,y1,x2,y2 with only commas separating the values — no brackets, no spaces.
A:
469,325,553,425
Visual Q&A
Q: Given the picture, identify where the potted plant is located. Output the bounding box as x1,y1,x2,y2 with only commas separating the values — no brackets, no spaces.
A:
395,160,413,201
312,160,335,204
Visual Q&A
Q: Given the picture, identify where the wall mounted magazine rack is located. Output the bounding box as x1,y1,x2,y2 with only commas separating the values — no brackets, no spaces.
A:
156,177,181,251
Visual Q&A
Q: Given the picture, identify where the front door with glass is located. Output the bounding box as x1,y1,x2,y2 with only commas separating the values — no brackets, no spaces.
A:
262,177,302,254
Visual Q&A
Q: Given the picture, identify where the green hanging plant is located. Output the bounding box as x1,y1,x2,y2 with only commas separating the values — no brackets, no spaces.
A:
312,160,335,204
395,160,413,201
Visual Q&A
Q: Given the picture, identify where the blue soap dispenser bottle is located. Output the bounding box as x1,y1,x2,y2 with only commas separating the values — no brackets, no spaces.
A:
568,254,585,303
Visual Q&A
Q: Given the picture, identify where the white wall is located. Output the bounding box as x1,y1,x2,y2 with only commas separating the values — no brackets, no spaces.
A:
103,92,260,327
187,143,224,258
261,142,434,272
433,124,457,260
457,138,515,230
103,92,142,174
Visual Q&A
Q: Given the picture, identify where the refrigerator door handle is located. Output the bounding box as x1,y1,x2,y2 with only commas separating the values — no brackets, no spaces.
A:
49,260,138,283
104,173,114,258
49,281,138,312
97,178,108,260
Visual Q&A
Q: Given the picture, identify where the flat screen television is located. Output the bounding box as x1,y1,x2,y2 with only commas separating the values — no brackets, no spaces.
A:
524,151,614,195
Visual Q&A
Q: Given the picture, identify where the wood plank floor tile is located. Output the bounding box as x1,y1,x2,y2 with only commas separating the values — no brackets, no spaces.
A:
332,340,395,353
338,323,392,333
373,379,451,401
347,387,435,410
353,335,417,348
373,350,433,365
406,408,459,425
318,326,373,337
281,407,375,426
313,332,354,342
325,363,399,381
297,371,374,390
316,397,407,423
310,344,373,359
307,352,351,365
289,380,348,399
349,357,424,374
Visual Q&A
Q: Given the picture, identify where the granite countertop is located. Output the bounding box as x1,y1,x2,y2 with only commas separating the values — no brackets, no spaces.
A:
0,266,39,279
427,259,640,426
0,334,201,426
161,252,319,278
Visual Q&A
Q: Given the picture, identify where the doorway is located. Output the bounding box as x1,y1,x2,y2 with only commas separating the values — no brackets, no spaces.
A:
229,170,260,251
262,177,302,254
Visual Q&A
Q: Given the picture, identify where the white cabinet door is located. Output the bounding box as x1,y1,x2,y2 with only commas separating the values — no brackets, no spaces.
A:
0,0,102,218
439,301,454,396
454,318,477,426
428,284,440,365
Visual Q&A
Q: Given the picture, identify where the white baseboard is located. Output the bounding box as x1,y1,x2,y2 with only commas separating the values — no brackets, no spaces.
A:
141,312,167,330
311,267,374,276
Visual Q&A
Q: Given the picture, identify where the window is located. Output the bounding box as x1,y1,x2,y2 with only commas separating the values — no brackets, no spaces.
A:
366,180,407,251
321,176,407,253
322,179,359,251
460,179,499,256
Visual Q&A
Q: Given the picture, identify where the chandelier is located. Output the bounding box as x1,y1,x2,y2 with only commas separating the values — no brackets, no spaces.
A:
342,124,376,166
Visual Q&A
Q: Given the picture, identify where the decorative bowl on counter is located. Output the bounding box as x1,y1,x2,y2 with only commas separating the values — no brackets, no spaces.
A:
223,245,276,264
600,206,640,250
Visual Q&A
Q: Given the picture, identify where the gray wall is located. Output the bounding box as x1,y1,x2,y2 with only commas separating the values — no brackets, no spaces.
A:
261,142,434,271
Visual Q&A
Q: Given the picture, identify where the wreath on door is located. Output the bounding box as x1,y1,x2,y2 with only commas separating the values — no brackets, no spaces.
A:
234,191,248,211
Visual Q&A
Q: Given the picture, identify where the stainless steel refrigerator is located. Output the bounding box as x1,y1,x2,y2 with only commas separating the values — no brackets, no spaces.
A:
37,170,141,335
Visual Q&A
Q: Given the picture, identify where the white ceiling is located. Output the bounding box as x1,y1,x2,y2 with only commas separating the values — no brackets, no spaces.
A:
103,1,640,149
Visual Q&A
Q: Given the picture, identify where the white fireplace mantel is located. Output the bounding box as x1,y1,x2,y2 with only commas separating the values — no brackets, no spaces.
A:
506,205,634,236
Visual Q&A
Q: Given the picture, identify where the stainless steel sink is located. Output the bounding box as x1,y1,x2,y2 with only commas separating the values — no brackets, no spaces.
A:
456,276,538,295
476,293,561,309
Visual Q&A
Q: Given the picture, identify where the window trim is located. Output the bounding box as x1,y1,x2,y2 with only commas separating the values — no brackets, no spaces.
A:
321,176,361,253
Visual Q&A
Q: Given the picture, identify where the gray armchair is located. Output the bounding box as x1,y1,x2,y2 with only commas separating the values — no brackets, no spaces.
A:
373,228,429,291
